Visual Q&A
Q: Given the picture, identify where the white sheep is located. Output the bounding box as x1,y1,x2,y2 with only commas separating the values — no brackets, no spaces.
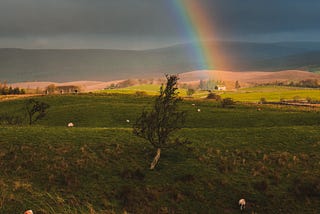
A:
68,122,74,127
197,109,201,112
24,210,33,214
126,119,130,123
239,198,246,210
192,103,196,106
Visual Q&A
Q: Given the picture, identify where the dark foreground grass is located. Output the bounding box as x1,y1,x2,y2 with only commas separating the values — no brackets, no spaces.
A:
0,94,320,213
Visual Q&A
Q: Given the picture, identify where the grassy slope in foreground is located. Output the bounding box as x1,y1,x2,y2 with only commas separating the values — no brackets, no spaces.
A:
0,94,319,213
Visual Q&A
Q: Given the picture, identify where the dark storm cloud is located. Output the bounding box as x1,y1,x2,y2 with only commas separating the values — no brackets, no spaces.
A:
0,0,320,48
205,0,320,37
0,0,177,37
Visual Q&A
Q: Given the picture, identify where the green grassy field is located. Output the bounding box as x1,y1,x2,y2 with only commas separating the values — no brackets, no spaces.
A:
99,84,210,98
101,84,320,102
220,86,320,102
0,92,320,213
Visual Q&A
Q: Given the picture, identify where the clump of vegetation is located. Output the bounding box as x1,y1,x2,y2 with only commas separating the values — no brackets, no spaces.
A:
133,74,190,169
0,114,23,125
306,96,312,103
117,79,139,88
306,97,320,104
221,97,235,108
199,79,224,90
25,99,50,125
206,92,221,101
235,80,241,89
186,88,195,97
135,91,147,96
260,97,267,104
292,79,319,88
259,79,320,88
0,81,25,95
46,84,80,94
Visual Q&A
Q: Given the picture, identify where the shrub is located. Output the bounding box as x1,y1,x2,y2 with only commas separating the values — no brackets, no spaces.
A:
306,97,320,104
25,99,50,125
221,98,235,108
306,97,312,103
135,91,147,96
133,74,190,170
187,88,195,97
206,92,221,101
260,97,267,104
235,80,241,89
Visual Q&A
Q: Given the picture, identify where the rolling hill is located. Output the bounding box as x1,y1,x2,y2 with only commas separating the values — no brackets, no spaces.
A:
0,94,319,213
8,70,320,92
179,70,320,84
1,41,320,82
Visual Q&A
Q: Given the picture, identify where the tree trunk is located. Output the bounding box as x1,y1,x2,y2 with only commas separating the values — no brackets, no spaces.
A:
150,148,161,170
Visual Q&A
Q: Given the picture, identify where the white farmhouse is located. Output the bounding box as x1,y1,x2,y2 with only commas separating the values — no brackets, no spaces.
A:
217,85,226,91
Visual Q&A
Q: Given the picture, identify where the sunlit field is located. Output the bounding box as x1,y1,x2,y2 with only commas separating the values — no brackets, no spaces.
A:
100,84,320,102
221,86,320,102
0,91,319,213
99,84,209,98
2,0,320,212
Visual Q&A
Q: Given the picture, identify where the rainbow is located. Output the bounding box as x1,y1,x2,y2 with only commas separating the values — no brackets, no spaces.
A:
171,0,227,71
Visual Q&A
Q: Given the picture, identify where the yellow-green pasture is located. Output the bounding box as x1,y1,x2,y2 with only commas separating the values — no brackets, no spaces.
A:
99,84,320,102
220,86,320,102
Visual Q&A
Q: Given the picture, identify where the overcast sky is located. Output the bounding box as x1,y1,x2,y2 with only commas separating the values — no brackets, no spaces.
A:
1,0,320,49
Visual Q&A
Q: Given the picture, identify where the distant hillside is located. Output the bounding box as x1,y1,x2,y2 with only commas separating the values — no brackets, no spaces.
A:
10,80,121,92
1,41,320,82
247,51,320,71
179,70,320,84
10,70,320,92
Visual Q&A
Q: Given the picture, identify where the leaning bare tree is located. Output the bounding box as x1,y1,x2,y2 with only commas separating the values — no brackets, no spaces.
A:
133,74,190,170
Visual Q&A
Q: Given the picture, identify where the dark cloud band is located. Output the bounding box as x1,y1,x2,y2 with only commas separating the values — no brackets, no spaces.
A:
0,0,320,48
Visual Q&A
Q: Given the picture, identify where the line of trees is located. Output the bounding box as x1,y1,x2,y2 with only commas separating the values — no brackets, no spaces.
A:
0,82,25,95
46,84,80,94
106,78,165,89
199,79,225,90
260,79,320,88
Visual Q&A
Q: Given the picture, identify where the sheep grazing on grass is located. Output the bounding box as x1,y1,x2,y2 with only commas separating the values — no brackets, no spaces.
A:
197,109,201,112
126,119,130,123
239,198,246,210
24,210,33,214
68,122,74,127
192,103,196,106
